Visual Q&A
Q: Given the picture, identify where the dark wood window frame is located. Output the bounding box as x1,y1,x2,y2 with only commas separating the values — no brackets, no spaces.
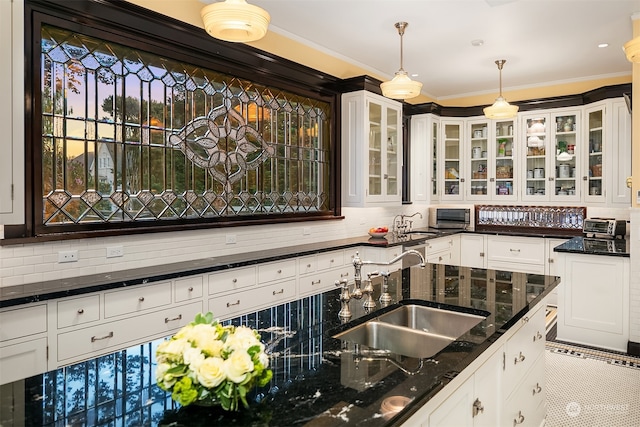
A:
18,0,344,242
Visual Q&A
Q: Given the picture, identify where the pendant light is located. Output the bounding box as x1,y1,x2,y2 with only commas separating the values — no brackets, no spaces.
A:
380,22,423,100
201,0,270,43
483,59,519,119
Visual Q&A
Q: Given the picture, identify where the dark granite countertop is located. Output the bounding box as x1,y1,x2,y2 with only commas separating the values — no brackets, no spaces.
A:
5,263,559,426
553,236,630,257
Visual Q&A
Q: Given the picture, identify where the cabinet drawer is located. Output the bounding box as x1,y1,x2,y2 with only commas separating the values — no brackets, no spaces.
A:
503,305,546,396
209,279,296,319
487,236,545,265
317,250,344,271
175,276,203,302
104,282,172,318
209,265,256,295
57,295,100,329
57,301,202,363
503,353,546,427
0,305,47,342
298,256,317,275
425,236,454,254
0,337,48,385
257,259,296,284
299,266,351,297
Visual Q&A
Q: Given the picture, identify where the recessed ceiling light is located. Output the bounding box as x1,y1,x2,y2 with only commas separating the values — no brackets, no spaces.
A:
471,39,484,47
598,43,609,48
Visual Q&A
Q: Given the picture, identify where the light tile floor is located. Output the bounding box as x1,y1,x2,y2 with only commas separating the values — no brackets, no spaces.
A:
545,323,640,427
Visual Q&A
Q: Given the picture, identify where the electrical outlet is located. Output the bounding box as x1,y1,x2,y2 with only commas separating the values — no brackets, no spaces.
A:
225,234,237,244
58,250,78,263
106,246,124,258
303,227,311,235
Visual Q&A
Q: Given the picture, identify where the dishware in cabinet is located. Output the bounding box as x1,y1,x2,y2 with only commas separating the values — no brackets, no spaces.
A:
584,104,605,202
341,91,402,206
440,119,464,200
467,119,490,199
493,119,517,200
552,111,580,201
522,115,548,200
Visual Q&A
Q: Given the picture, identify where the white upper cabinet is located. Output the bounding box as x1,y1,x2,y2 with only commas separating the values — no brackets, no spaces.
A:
342,91,403,206
440,119,465,201
410,113,439,202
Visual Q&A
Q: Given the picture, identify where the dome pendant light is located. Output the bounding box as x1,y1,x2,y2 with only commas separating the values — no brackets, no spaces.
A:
380,22,423,100
201,0,271,43
483,59,519,119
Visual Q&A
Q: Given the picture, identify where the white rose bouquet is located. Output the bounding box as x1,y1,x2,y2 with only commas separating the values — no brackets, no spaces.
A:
155,312,272,411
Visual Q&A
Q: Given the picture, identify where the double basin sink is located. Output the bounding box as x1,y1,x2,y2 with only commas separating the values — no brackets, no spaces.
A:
332,300,489,359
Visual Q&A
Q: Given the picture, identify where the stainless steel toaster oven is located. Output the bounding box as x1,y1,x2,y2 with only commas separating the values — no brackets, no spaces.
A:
582,218,626,237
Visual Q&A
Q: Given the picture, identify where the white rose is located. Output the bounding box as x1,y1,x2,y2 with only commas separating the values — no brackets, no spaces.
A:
195,356,226,388
156,338,190,363
223,350,254,383
225,326,260,352
173,324,194,340
183,346,205,369
258,351,270,369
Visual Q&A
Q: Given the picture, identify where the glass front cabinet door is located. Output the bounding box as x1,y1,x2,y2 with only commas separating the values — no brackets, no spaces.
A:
341,91,403,206
440,119,464,200
584,104,605,202
467,118,517,201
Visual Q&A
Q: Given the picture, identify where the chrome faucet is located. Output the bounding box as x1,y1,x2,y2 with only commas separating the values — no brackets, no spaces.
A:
393,212,424,237
360,249,426,269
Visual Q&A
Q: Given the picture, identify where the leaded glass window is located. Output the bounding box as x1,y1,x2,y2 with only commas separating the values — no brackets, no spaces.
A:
40,25,332,228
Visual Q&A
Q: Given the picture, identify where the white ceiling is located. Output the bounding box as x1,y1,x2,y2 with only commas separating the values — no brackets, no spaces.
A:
247,0,640,100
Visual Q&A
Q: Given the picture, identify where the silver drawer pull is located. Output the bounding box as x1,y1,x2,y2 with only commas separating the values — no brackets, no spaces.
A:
277,269,282,274
514,352,526,364
311,280,321,285
91,332,114,342
533,331,543,341
77,309,84,314
532,383,542,395
165,314,183,323
188,286,194,292
227,300,240,307
513,410,525,426
522,316,529,323
509,248,521,253
232,278,238,283
138,297,145,302
340,272,349,278
273,289,284,295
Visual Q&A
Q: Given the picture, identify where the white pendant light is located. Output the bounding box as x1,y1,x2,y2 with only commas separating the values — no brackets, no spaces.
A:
380,22,423,100
201,0,270,43
483,59,519,119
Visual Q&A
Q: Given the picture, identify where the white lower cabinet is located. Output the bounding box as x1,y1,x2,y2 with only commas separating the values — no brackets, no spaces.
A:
427,347,502,427
556,252,629,352
209,279,297,320
56,301,202,364
503,352,546,427
298,249,351,297
487,235,545,274
460,234,487,268
425,235,460,265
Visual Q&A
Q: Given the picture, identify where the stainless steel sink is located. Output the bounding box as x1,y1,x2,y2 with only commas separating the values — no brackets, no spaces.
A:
333,304,486,359
403,231,440,236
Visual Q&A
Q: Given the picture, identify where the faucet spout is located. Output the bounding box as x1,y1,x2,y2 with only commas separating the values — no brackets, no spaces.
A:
361,249,426,268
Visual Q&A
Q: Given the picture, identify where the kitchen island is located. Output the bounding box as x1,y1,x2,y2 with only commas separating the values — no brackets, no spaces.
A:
1,262,558,426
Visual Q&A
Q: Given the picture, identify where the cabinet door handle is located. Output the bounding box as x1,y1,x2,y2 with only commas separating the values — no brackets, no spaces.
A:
548,177,555,181
77,309,84,314
307,263,312,268
272,289,284,295
91,332,114,342
532,383,542,395
513,410,525,425
479,252,485,257
165,314,183,323
514,352,526,364
232,278,238,283
472,398,484,417
277,269,282,274
227,300,240,307
509,248,520,253
340,272,349,278
311,280,321,286
138,297,145,302
188,286,194,292
548,258,554,263
533,331,543,341
522,316,529,323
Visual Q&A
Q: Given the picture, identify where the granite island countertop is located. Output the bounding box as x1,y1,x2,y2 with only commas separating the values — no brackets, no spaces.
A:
553,235,630,257
5,263,560,426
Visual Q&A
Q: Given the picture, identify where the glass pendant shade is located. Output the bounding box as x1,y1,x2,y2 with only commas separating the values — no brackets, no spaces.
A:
380,22,422,100
624,36,640,62
484,59,518,119
201,0,270,43
483,96,519,119
381,71,423,100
